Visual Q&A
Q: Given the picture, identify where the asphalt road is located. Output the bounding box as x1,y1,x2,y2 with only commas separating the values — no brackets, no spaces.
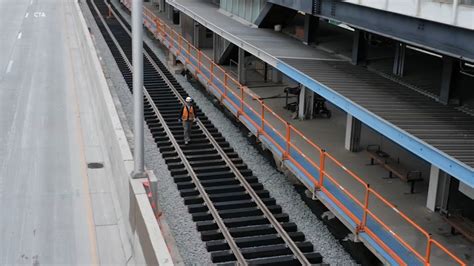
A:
0,0,123,264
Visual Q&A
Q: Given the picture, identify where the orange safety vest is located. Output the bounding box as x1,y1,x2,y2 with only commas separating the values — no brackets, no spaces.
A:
181,105,195,121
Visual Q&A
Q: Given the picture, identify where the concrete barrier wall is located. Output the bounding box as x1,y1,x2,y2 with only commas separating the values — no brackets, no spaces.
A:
73,2,173,265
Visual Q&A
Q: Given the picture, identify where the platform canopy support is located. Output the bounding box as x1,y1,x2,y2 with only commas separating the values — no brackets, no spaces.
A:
393,42,406,76
158,0,165,12
345,114,361,152
303,14,318,45
166,2,173,20
352,29,367,65
238,47,247,85
271,66,282,83
193,21,200,48
439,56,458,105
426,166,451,212
298,86,314,120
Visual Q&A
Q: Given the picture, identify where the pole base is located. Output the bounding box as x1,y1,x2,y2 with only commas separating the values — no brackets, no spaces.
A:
131,170,148,179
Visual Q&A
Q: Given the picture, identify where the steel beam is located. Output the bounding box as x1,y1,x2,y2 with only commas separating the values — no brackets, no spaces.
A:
212,32,218,62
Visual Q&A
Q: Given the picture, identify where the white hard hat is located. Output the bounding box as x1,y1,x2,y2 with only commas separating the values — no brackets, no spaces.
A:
185,97,192,102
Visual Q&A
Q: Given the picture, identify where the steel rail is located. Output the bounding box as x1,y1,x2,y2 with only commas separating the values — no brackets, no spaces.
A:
89,1,247,264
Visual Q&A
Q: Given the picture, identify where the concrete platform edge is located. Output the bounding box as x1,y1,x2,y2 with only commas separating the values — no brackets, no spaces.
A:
73,1,174,265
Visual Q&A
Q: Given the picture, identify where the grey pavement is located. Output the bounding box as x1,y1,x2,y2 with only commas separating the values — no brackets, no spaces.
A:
0,0,127,264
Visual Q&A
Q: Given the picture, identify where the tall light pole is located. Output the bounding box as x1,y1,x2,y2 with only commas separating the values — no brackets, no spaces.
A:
132,0,146,178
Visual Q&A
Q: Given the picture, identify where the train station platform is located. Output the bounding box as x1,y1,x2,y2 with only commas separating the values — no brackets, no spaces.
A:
0,0,173,264
121,0,473,264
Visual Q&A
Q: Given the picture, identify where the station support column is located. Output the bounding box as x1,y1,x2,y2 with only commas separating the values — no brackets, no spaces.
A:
212,33,218,62
271,67,282,83
393,42,406,76
426,166,451,212
439,56,458,105
344,114,361,152
238,47,247,85
158,0,165,12
297,86,314,120
352,29,367,65
132,0,146,178
303,14,319,45
193,21,200,48
166,3,173,20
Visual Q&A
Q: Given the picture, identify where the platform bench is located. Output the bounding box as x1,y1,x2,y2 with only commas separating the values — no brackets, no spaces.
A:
443,212,474,242
367,145,423,194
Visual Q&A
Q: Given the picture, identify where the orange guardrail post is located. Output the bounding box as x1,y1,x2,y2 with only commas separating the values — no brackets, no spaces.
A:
425,234,432,265
359,184,370,233
222,77,227,103
154,19,159,37
160,20,163,37
318,150,326,189
239,86,244,117
161,21,164,35
283,123,290,160
259,100,265,135
198,50,202,72
210,63,214,84
184,42,189,65
169,29,173,49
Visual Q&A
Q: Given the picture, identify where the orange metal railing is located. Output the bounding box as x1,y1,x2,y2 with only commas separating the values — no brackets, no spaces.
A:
119,1,466,265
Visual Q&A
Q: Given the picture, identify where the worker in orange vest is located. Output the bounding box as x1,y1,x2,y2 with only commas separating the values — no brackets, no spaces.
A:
179,96,196,145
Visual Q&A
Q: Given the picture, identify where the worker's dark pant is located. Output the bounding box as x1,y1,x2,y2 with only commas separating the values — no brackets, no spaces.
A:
182,120,192,143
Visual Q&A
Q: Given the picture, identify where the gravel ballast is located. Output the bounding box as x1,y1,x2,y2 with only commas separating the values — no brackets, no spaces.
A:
85,1,356,264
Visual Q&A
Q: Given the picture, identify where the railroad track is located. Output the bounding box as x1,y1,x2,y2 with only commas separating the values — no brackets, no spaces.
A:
88,0,323,264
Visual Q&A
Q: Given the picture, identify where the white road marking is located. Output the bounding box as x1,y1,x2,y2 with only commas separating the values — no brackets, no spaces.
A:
25,12,29,18
34,12,46,18
6,60,14,73
17,32,22,39
30,0,33,5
